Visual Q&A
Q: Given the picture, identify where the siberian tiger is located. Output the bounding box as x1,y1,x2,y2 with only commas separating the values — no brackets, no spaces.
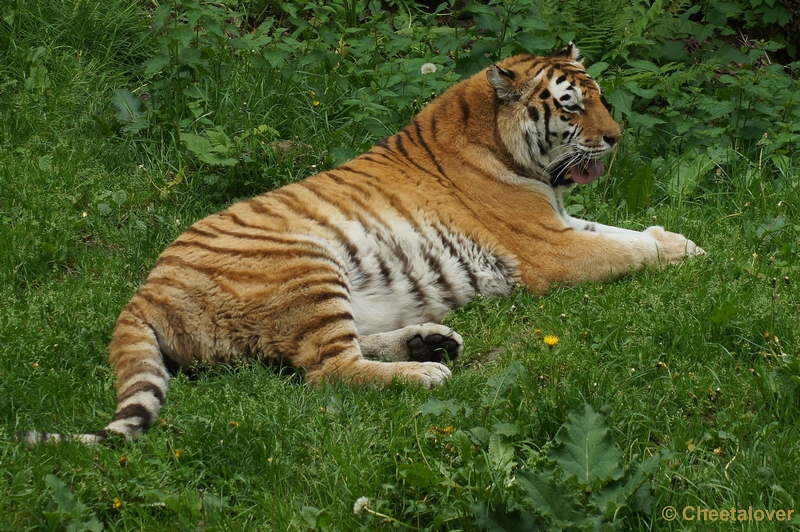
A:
22,44,703,444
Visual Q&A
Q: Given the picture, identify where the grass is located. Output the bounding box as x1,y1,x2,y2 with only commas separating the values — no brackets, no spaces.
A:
1,0,800,530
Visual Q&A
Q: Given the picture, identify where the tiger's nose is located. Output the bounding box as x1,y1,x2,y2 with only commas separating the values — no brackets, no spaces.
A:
603,134,619,147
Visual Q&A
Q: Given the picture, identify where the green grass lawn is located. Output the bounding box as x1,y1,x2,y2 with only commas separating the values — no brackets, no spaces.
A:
2,0,799,530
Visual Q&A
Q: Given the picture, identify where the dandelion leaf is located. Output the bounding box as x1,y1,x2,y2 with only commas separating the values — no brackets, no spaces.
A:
111,89,148,132
488,432,515,473
420,397,461,417
666,148,714,199
45,474,87,518
590,448,675,517
625,163,654,212
473,502,547,532
398,462,439,488
549,405,624,490
181,133,213,156
515,469,584,526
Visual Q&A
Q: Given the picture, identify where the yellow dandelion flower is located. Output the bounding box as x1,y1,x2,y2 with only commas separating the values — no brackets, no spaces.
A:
113,497,122,509
543,335,559,348
174,448,183,459
312,100,320,107
229,421,240,428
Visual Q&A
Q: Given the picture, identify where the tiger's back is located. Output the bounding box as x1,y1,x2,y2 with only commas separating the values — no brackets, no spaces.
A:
22,45,703,444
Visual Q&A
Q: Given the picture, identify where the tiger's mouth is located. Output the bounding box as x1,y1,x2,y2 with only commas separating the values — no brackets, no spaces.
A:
566,160,605,185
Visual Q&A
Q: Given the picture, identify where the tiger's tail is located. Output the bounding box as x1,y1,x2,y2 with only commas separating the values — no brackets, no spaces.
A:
21,304,170,445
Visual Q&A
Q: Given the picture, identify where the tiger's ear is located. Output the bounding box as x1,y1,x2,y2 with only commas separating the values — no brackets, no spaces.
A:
552,42,582,62
487,65,520,104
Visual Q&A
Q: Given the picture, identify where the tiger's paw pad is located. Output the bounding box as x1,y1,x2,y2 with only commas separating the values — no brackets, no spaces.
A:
406,325,463,363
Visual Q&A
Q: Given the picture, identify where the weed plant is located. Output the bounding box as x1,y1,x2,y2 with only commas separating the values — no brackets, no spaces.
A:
1,0,799,530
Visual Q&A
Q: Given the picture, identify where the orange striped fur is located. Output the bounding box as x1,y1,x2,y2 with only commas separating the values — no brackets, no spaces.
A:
22,45,703,444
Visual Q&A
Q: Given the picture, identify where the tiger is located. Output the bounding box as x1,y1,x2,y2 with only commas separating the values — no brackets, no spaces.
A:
21,44,703,444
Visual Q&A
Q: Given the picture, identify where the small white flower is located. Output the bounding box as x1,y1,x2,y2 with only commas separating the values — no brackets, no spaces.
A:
420,63,437,75
353,496,370,514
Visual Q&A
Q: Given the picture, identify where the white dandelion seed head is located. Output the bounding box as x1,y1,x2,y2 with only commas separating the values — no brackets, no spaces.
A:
353,496,370,514
420,63,437,74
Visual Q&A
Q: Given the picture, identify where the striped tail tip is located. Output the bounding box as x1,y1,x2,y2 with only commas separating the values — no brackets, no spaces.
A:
16,430,114,446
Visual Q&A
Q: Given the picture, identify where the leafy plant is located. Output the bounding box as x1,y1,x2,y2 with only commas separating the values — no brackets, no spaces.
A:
473,405,674,531
43,475,104,532
403,363,677,530
111,89,149,134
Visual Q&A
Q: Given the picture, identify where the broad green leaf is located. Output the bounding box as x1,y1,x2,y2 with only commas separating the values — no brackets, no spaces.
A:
143,55,171,77
111,89,144,125
473,502,546,532
710,301,738,325
205,129,234,154
666,149,713,199
586,61,609,79
627,59,661,73
329,147,356,166
625,111,665,128
421,397,461,417
198,152,239,166
262,48,289,67
67,517,104,532
452,430,474,461
590,449,675,516
45,474,86,516
515,470,584,525
755,215,786,238
398,462,438,488
565,203,584,216
110,190,127,209
178,47,203,66
492,422,518,437
469,426,491,446
606,88,633,121
488,432,515,472
181,133,213,155
549,405,624,490
483,361,523,407
300,506,331,529
38,155,52,171
625,163,655,212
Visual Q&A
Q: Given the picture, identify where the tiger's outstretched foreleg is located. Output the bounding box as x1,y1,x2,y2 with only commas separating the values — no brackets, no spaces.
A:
523,225,705,290
564,215,706,262
358,324,463,363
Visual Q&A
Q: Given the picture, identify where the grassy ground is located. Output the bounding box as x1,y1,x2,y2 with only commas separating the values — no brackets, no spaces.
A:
1,1,799,530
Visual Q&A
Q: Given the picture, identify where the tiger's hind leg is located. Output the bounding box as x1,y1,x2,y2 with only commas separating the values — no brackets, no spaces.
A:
302,334,453,388
291,305,454,388
358,324,463,363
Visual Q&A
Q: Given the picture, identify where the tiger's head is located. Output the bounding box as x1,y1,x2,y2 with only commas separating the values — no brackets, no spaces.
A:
487,44,621,189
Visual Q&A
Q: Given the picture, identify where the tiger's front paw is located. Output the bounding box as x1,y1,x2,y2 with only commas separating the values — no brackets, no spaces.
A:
406,324,463,363
644,226,705,265
399,361,452,388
